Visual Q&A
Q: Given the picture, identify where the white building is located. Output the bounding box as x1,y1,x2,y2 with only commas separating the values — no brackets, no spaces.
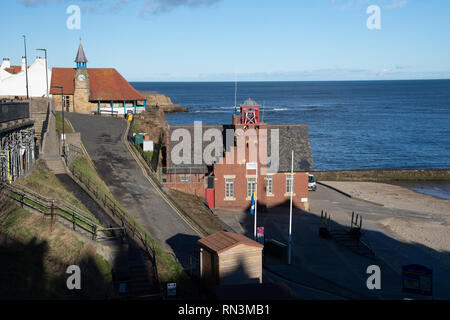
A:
0,56,51,97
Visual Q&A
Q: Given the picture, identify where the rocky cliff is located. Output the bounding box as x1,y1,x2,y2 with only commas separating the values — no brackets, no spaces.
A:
140,91,188,113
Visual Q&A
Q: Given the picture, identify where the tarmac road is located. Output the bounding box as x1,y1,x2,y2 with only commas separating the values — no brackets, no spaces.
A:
65,113,200,268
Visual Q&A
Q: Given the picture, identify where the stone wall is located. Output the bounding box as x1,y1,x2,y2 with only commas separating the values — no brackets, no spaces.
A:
312,169,450,182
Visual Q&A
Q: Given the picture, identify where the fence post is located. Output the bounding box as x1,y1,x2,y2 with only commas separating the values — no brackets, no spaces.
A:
72,212,76,230
21,192,24,208
93,225,97,241
50,200,55,231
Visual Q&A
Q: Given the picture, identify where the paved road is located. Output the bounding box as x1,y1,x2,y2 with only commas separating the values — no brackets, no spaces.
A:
65,113,200,268
216,184,450,299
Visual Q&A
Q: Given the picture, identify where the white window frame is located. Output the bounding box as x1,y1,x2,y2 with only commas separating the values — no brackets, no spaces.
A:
225,178,234,199
180,175,190,183
286,174,294,194
247,177,256,198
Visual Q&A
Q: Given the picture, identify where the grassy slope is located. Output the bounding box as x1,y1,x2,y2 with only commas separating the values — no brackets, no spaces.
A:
18,160,90,214
70,155,187,283
55,113,74,135
0,203,112,299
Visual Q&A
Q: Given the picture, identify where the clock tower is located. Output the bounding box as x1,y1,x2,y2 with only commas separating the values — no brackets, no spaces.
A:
73,41,91,113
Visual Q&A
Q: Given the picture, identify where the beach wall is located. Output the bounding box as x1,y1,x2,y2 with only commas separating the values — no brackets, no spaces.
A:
312,169,450,182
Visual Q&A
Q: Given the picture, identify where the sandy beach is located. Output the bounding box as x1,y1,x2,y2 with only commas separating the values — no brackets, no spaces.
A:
320,181,450,266
321,181,450,217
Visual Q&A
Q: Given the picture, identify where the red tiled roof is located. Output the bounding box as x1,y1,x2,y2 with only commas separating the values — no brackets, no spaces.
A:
198,231,264,254
50,67,145,101
4,65,22,74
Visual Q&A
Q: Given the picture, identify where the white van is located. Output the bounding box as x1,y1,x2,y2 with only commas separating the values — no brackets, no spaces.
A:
308,174,317,191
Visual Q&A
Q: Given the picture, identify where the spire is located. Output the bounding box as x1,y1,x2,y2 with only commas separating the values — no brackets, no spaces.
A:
75,39,87,68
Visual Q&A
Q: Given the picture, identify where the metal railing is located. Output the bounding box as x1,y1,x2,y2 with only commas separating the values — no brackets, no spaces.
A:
65,143,83,166
0,182,121,241
68,162,160,287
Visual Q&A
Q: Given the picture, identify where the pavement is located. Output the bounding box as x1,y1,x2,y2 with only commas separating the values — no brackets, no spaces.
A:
215,184,450,299
65,113,200,269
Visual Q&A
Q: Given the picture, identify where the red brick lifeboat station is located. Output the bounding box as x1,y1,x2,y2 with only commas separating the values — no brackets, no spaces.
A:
163,98,314,212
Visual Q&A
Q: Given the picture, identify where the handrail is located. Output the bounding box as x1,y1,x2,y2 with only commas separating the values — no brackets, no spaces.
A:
68,163,160,287
0,181,110,240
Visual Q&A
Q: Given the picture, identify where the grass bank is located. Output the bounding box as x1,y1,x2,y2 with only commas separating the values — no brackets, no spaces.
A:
18,159,90,214
55,112,74,135
0,201,112,299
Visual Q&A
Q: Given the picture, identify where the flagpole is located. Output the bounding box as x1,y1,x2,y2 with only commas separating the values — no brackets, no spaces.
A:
288,150,294,265
254,164,258,240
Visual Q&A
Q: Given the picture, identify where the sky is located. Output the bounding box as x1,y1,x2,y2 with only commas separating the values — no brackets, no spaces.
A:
1,0,450,81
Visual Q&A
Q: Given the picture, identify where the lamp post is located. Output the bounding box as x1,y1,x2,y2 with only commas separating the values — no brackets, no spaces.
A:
22,35,29,99
51,86,65,161
36,48,48,98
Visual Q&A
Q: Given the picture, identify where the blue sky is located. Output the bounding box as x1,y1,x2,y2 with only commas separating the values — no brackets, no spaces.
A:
1,0,450,81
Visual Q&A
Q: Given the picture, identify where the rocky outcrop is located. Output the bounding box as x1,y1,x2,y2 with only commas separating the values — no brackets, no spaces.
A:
140,91,188,113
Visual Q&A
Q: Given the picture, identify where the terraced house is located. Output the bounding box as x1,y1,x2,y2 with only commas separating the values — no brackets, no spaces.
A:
50,41,146,115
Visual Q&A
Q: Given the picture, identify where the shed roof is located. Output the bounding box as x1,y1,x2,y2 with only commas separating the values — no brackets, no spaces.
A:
198,231,263,254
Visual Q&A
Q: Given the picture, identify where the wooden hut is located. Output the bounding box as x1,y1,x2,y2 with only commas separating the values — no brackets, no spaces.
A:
198,231,264,286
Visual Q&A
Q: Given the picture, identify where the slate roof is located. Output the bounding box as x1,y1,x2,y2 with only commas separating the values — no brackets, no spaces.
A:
198,231,264,254
166,123,314,173
50,68,146,101
74,42,88,63
267,124,314,172
167,124,228,174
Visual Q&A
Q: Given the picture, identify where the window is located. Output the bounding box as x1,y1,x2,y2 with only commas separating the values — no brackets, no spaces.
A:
225,178,234,198
286,174,294,194
247,177,256,198
63,96,70,110
266,176,273,195
180,175,190,183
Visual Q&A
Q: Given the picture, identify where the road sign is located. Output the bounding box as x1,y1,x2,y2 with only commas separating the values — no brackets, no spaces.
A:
402,264,433,296
246,162,257,170
257,227,264,245
167,282,177,296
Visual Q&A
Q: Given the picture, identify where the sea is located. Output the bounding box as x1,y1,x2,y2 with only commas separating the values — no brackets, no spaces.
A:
131,80,450,200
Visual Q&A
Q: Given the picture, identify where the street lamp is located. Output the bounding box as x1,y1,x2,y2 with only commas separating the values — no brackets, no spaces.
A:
51,86,65,161
36,48,49,98
22,35,29,99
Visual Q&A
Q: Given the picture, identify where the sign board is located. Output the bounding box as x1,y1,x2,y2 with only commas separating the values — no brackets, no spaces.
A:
246,162,257,170
402,264,432,296
167,282,177,296
257,227,265,245
301,197,308,203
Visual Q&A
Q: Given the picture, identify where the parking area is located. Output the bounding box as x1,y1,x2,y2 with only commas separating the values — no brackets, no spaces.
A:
214,183,450,299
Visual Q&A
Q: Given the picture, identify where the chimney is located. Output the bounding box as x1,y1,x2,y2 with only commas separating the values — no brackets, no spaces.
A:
1,58,10,69
21,56,26,71
232,113,240,125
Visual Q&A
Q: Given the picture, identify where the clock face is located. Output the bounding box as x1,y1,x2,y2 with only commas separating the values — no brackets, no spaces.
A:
78,74,86,81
